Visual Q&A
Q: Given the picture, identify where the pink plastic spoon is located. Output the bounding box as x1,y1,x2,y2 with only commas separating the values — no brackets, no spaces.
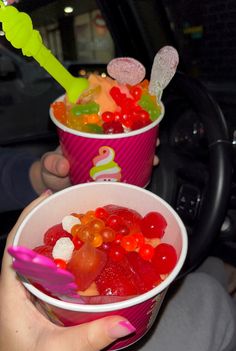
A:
8,246,85,304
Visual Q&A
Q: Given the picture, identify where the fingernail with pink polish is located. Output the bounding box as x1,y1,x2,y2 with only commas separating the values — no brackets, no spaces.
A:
108,320,136,339
42,189,53,195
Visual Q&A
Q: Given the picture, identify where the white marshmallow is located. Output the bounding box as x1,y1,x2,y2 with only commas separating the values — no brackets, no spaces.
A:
52,237,74,262
62,215,81,233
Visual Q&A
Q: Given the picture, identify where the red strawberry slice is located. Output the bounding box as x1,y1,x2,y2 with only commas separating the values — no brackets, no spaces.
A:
95,259,138,296
124,252,161,293
43,224,72,246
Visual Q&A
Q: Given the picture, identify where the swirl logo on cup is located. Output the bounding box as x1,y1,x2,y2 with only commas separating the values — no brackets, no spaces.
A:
89,146,122,182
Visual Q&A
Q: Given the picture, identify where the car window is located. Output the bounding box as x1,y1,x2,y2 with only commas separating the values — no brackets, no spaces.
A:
0,0,115,145
6,0,115,66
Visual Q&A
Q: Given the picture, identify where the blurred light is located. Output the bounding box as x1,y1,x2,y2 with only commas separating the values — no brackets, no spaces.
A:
101,72,107,78
64,6,74,14
0,30,5,36
79,69,86,76
3,0,19,4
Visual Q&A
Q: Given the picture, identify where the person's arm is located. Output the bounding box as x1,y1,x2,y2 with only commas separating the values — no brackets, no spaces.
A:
0,147,71,213
0,148,37,212
0,193,135,351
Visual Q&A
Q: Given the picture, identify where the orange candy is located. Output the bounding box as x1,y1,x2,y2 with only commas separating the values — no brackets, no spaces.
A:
71,224,81,237
89,218,105,233
80,211,96,225
78,224,94,243
51,101,67,124
100,227,116,242
83,113,101,124
120,235,138,252
91,233,103,248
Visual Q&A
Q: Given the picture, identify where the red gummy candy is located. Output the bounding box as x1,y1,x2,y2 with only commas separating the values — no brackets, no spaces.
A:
43,224,72,246
67,243,107,291
152,243,177,274
124,252,161,293
33,245,53,259
103,121,124,134
104,205,142,229
140,212,167,238
95,259,138,296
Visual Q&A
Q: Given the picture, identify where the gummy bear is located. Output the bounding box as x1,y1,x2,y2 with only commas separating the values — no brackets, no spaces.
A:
67,242,107,291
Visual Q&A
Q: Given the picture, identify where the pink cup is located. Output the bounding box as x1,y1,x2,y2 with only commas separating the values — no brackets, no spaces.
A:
49,96,165,187
12,182,187,350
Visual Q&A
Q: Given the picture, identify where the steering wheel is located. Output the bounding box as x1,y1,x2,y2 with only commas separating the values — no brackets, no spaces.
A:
148,72,232,275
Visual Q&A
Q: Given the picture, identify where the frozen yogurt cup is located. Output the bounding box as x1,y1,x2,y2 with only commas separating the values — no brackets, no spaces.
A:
12,182,187,350
50,94,164,187
49,56,168,187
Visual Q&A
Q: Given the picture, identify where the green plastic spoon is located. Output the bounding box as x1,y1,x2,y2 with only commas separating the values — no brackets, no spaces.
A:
0,1,88,103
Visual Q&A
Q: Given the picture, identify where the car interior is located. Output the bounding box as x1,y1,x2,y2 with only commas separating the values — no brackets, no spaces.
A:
0,0,236,280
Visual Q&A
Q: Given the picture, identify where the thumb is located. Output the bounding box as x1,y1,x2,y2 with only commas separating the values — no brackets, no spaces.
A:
42,152,70,178
55,316,136,351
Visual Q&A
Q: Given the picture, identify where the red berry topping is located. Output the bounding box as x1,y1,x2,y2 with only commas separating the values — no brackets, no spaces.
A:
152,243,177,274
120,98,135,113
54,258,67,269
132,232,145,248
95,207,109,220
130,86,142,101
103,121,124,134
43,224,72,246
101,111,114,123
140,212,167,238
33,245,53,259
130,119,149,131
136,109,150,122
121,113,133,128
113,111,122,123
107,214,123,230
114,233,123,244
72,236,83,250
120,235,137,252
109,86,122,102
139,243,155,261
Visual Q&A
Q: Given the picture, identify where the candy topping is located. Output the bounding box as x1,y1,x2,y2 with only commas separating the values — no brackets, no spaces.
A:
62,215,81,233
26,204,178,299
149,45,179,99
107,57,146,85
52,237,74,262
